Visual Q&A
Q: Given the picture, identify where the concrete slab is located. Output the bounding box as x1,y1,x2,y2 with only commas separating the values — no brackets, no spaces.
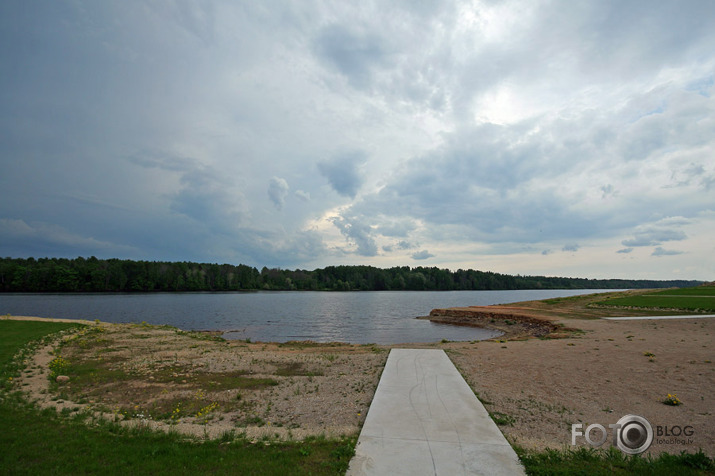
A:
347,349,525,476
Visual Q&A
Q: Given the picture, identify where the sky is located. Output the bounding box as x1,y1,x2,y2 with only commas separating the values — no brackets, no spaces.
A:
1,1,714,281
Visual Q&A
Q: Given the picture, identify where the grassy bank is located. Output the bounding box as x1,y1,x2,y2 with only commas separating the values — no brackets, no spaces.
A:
593,286,715,313
0,320,354,475
515,446,714,475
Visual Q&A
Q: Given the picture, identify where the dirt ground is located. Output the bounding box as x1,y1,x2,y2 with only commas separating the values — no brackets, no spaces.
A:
430,291,714,456
6,299,714,455
445,317,714,456
9,318,387,441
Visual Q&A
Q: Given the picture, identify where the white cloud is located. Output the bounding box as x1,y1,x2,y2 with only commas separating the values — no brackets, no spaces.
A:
268,177,290,210
330,214,378,257
295,190,311,201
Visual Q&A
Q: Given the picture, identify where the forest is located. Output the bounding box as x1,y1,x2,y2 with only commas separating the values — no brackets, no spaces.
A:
0,257,702,293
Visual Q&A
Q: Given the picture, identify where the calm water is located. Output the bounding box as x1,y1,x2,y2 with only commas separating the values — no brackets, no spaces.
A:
0,290,611,344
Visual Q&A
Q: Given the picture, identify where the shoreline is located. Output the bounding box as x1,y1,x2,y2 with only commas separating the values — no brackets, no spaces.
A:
4,310,713,456
2,314,508,345
2,315,98,325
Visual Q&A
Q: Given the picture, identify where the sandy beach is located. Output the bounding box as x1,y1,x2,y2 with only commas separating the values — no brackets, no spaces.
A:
446,316,714,455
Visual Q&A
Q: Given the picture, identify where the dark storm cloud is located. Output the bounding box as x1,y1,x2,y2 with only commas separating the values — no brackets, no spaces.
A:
313,24,391,90
412,250,435,260
621,229,687,247
652,247,684,257
317,151,367,198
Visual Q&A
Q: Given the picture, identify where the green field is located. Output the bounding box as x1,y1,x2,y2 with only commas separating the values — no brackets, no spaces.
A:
648,286,715,296
595,287,715,313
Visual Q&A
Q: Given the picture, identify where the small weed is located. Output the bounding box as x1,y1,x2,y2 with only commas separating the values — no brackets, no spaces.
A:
237,415,266,427
48,356,70,380
663,393,683,406
491,411,515,426
196,402,219,422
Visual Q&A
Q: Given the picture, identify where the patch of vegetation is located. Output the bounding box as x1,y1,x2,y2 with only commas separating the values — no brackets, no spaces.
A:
663,393,683,406
273,362,324,377
361,344,385,354
515,445,714,475
649,286,715,297
542,294,593,305
1,321,82,391
490,411,515,426
150,365,278,390
236,415,266,427
610,296,713,312
277,341,343,349
59,359,136,387
594,287,715,313
175,329,226,343
0,320,357,475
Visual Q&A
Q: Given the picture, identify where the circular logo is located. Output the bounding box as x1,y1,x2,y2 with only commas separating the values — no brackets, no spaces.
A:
615,414,653,455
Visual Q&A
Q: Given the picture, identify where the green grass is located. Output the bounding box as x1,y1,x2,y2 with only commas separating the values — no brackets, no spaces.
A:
594,287,715,313
273,361,325,377
648,286,715,296
597,295,715,312
146,365,280,390
0,320,354,475
542,294,593,305
515,446,714,475
490,411,515,426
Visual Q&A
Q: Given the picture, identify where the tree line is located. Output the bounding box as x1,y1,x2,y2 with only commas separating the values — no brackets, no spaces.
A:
0,257,702,293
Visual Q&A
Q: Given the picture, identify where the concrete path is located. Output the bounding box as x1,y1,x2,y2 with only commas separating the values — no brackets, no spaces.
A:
604,314,715,320
347,349,525,475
